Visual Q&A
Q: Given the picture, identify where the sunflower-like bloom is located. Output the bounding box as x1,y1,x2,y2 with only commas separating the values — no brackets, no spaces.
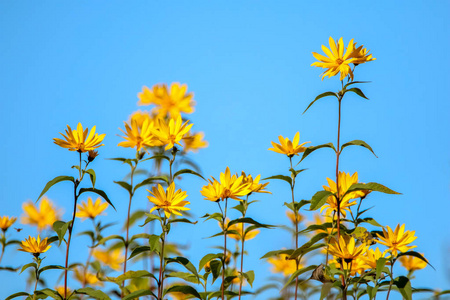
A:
200,178,223,202
118,118,160,151
152,116,193,150
321,171,367,218
267,254,302,276
268,132,310,158
219,167,252,200
398,253,427,271
221,218,260,241
376,224,417,256
362,247,390,269
21,197,61,231
19,235,51,256
138,83,195,119
147,183,190,218
241,172,271,194
0,216,17,232
73,267,103,287
76,197,108,220
53,123,105,153
351,44,376,65
330,256,367,276
92,248,123,271
328,236,369,263
182,131,208,153
129,110,153,128
286,210,304,224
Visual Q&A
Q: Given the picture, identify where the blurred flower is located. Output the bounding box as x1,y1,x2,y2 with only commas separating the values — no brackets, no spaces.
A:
268,132,310,157
92,248,123,271
53,123,105,153
399,253,427,271
241,172,270,194
118,118,159,151
19,235,51,256
376,224,417,256
351,44,376,65
200,178,223,202
147,183,190,218
286,210,304,224
76,197,108,220
73,267,103,287
311,37,356,81
138,83,195,119
0,216,16,232
55,286,73,299
221,218,260,241
21,197,61,231
307,213,336,236
267,254,300,276
153,116,193,150
362,247,389,269
182,131,208,153
328,236,368,263
130,110,153,128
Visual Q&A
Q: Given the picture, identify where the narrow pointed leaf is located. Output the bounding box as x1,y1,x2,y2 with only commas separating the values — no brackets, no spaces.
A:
310,190,334,210
345,182,401,195
37,176,74,202
394,276,412,300
346,87,369,99
129,246,151,259
303,91,338,114
341,139,377,157
134,177,165,193
123,289,156,300
396,251,434,269
228,217,273,228
78,188,115,210
75,287,111,300
165,285,201,299
260,249,294,259
283,265,317,289
199,253,223,271
85,169,96,188
299,143,336,164
114,181,132,195
173,168,206,181
262,175,292,187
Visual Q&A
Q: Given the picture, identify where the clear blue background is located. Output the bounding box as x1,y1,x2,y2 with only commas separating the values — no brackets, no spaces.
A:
0,1,449,299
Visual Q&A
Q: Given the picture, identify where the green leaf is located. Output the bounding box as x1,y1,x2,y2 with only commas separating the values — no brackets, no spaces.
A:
344,81,371,89
20,262,37,274
123,289,156,300
140,154,171,163
148,234,161,253
53,220,71,246
173,168,206,181
201,213,223,222
78,188,115,210
262,175,292,187
140,213,162,227
38,264,65,275
75,287,111,300
289,233,328,259
299,143,336,164
129,233,152,242
367,285,377,300
309,190,334,210
227,217,273,229
37,176,74,202
242,270,255,288
168,218,197,225
210,260,222,284
128,246,151,259
39,288,62,300
5,292,30,300
394,276,412,300
166,256,198,277
260,249,294,259
346,87,369,99
199,253,223,271
85,169,96,188
283,265,317,289
105,270,157,285
360,217,383,227
289,168,308,177
345,182,401,195
320,282,333,300
376,257,388,281
166,271,200,284
133,177,165,193
165,285,201,299
114,181,132,195
107,157,134,166
340,139,377,157
95,235,125,247
396,251,434,269
303,91,338,114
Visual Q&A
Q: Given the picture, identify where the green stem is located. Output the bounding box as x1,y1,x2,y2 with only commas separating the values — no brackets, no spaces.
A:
221,198,228,300
158,216,167,299
238,197,248,300
33,258,42,300
289,157,300,300
386,259,395,300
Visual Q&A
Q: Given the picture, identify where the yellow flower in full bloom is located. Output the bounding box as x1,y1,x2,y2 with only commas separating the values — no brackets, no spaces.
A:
129,110,153,128
200,178,223,202
376,224,417,256
147,183,190,218
362,247,389,269
153,116,193,150
321,171,367,218
138,83,195,119
268,132,310,158
0,216,17,232
221,218,260,241
399,253,427,271
267,254,301,277
311,37,357,81
76,197,108,220
21,197,61,231
19,235,51,256
241,172,270,194
328,236,368,263
182,131,208,153
53,123,105,153
73,267,103,286
92,248,124,271
351,44,376,65
118,118,160,151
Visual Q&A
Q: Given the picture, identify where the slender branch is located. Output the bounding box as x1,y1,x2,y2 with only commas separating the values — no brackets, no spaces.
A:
289,157,300,300
238,196,248,300
157,215,167,299
221,198,228,300
386,259,395,300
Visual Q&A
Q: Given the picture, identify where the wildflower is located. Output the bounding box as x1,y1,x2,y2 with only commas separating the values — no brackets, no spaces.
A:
152,116,193,150
19,235,51,256
0,216,16,232
118,118,159,151
241,172,270,194
200,178,223,202
376,224,417,256
55,286,73,299
147,183,190,218
267,254,300,276
182,131,208,153
268,132,310,157
130,110,153,128
286,211,304,224
76,197,108,220
138,83,195,119
92,248,123,271
220,167,252,200
87,150,99,162
351,44,376,65
311,37,357,81
399,253,427,271
330,256,367,276
328,236,368,263
53,123,105,153
221,218,260,241
73,267,103,286
21,197,61,231
307,213,336,235
362,247,389,269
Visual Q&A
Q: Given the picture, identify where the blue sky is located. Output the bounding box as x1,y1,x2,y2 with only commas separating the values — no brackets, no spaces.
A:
0,1,449,299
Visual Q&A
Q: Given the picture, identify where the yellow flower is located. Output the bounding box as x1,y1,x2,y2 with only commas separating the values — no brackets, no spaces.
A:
182,131,208,153
220,167,252,200
362,247,389,269
118,118,159,151
307,213,335,235
241,172,270,194
73,267,103,286
19,235,51,256
76,197,108,220
147,183,190,218
399,253,427,271
55,286,73,299
221,218,260,241
321,171,366,218
351,44,376,65
286,211,304,224
267,254,301,277
53,123,105,153
138,83,195,119
152,116,193,150
129,110,153,128
311,37,357,81
268,132,310,157
92,248,123,271
200,178,223,202
0,216,17,232
330,256,367,276
376,224,417,256
21,197,61,231
328,236,368,263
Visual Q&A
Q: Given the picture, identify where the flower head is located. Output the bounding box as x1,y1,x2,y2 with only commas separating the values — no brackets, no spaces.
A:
267,254,301,276
118,118,159,151
362,247,390,269
268,132,310,157
138,83,195,119
376,224,417,256
147,183,190,218
21,197,61,231
351,44,376,65
92,248,124,271
53,123,105,153
328,236,369,263
399,253,427,271
219,167,252,200
152,116,193,150
0,216,17,232
74,267,103,286
221,218,260,241
311,37,357,81
200,178,223,202
330,256,368,276
241,172,270,194
76,197,108,220
182,131,208,153
19,235,51,256
286,210,304,224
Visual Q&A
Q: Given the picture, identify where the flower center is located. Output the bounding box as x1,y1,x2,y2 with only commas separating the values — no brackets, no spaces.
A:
336,58,344,65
